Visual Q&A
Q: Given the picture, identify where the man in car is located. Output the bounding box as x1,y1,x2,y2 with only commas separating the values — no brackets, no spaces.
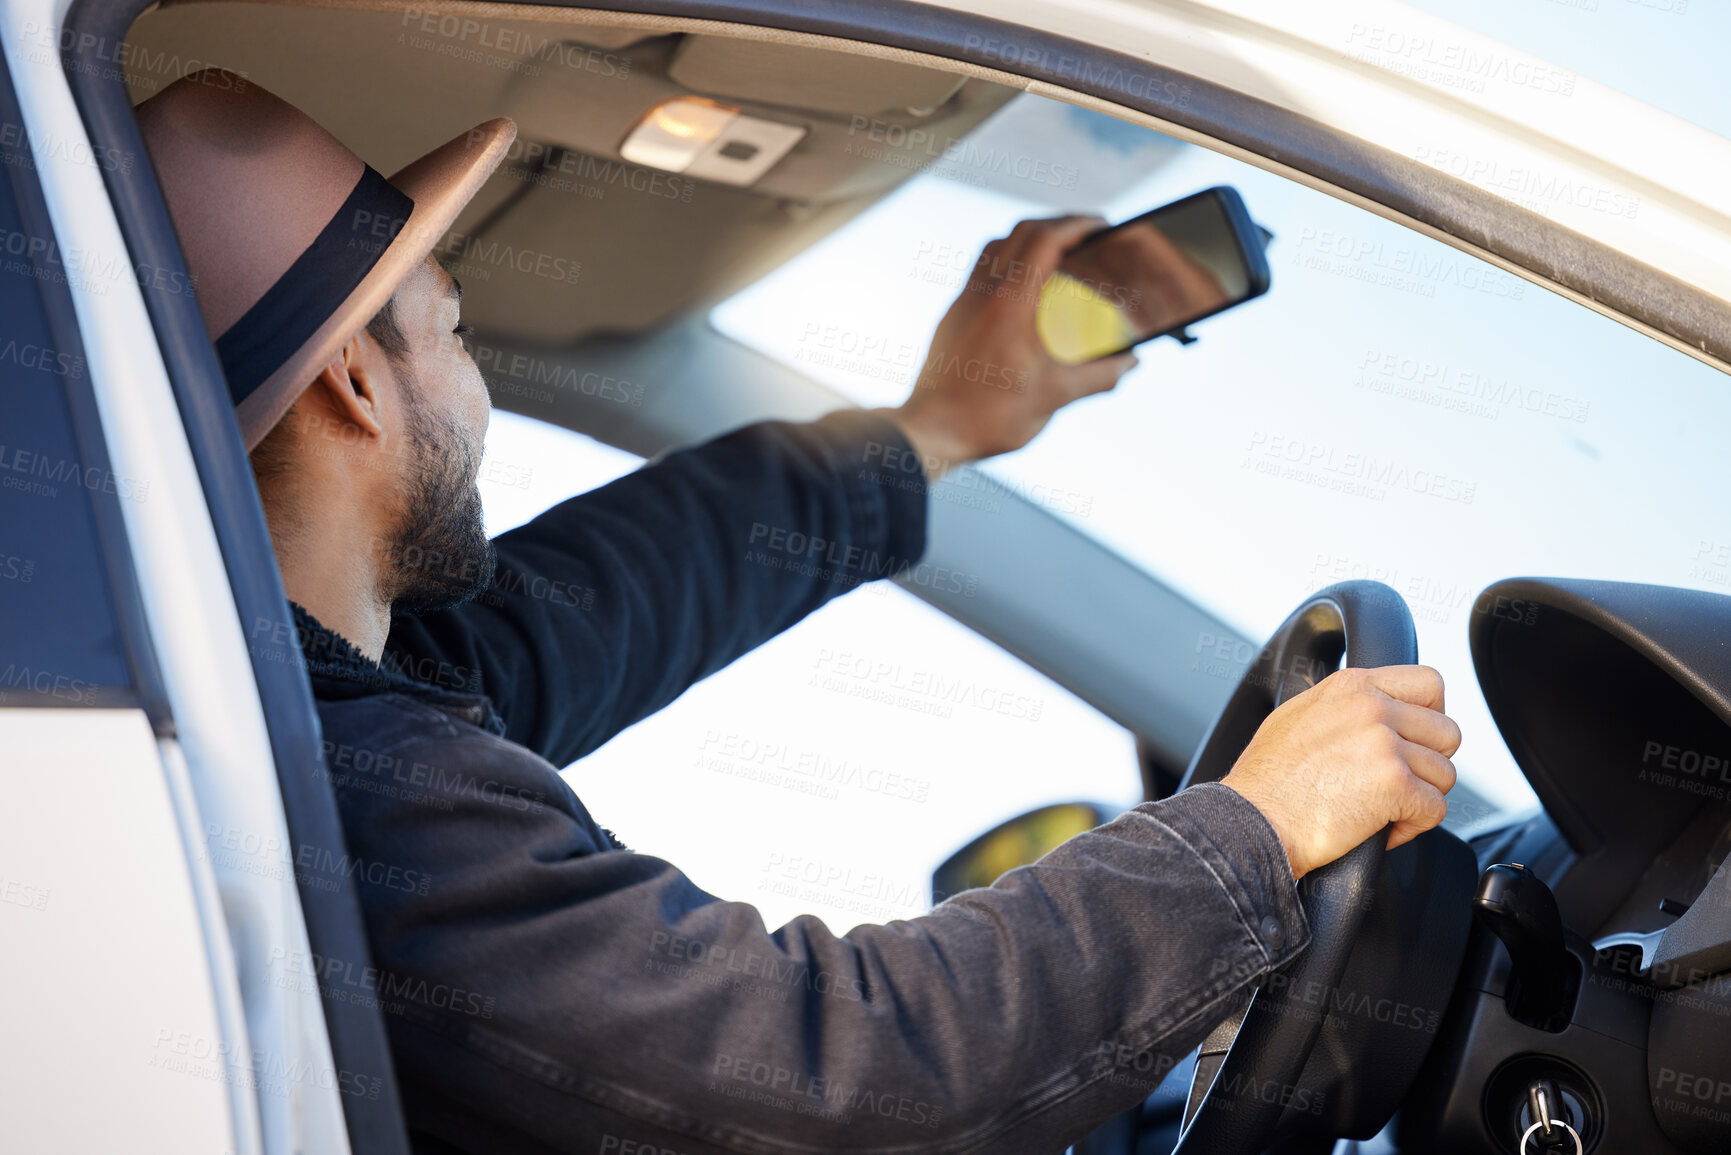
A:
137,73,1461,1152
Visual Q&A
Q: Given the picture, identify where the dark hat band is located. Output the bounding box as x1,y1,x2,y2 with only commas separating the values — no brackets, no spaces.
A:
214,164,415,406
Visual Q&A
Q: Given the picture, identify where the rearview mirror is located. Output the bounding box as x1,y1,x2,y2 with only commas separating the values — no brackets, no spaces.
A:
932,802,1110,904
1036,185,1273,364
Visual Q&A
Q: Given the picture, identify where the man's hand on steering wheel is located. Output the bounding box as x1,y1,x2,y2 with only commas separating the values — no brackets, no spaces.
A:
882,215,1140,479
1221,665,1462,880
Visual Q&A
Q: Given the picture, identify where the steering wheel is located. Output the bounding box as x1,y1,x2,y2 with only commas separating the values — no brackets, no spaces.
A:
1168,580,1417,1155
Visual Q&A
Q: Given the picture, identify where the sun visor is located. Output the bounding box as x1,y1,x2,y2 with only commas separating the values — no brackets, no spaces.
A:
1470,578,1731,929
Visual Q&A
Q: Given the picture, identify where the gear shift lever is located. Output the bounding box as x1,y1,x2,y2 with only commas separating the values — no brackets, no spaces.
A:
1473,863,1580,1032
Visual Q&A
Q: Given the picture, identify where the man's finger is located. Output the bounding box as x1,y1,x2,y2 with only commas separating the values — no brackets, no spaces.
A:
1017,214,1109,264
969,227,1039,289
1396,739,1458,796
998,215,1108,292
1385,698,1462,757
967,237,1012,293
1386,778,1449,850
1053,352,1138,400
1360,664,1446,712
999,213,1105,253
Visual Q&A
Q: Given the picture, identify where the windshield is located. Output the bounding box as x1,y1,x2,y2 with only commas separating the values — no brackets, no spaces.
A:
710,94,1731,823
1401,0,1730,140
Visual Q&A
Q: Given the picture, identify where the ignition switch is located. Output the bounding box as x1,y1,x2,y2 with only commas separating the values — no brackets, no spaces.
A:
1483,1054,1602,1155
1518,1078,1583,1154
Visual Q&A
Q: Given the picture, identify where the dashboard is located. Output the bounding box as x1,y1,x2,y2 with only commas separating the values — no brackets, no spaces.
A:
1123,577,1731,1155
1391,577,1731,1154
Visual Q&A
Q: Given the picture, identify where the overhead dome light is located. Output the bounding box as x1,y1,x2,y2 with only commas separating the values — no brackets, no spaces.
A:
621,96,806,187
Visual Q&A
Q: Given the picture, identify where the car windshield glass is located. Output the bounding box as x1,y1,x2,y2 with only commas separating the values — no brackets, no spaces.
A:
711,94,1731,824
1401,0,1730,139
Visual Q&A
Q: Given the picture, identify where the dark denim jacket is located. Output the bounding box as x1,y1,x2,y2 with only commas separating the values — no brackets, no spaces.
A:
297,408,1310,1154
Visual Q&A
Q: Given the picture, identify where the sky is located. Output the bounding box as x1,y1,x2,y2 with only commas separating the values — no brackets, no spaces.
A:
479,1,1731,931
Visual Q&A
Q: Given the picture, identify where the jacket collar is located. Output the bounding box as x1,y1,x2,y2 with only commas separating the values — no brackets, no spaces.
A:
289,601,507,737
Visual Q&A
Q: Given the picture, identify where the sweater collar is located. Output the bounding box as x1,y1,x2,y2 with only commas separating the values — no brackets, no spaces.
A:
288,601,401,686
289,601,506,736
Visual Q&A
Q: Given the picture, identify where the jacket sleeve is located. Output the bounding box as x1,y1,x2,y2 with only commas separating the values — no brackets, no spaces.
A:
383,407,928,769
331,729,1312,1155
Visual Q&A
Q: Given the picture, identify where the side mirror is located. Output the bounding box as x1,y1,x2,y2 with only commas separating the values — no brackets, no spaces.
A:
931,802,1111,906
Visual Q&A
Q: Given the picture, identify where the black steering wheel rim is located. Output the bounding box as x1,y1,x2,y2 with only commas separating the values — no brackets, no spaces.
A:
1169,580,1417,1155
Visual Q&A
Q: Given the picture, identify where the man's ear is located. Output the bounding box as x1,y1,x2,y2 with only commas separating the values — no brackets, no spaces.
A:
305,332,387,439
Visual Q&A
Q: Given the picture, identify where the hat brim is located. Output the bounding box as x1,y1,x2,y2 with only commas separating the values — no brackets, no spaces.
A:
232,117,517,450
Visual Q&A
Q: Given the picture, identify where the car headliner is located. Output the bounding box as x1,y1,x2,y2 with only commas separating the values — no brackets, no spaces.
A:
128,0,1731,376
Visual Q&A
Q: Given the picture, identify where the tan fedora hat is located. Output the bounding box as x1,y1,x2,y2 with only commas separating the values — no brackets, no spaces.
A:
135,69,516,449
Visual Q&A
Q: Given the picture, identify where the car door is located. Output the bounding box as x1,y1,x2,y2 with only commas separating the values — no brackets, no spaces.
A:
0,9,407,1154
0,33,243,1154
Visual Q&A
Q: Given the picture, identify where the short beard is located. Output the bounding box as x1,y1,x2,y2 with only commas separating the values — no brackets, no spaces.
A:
382,376,496,615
